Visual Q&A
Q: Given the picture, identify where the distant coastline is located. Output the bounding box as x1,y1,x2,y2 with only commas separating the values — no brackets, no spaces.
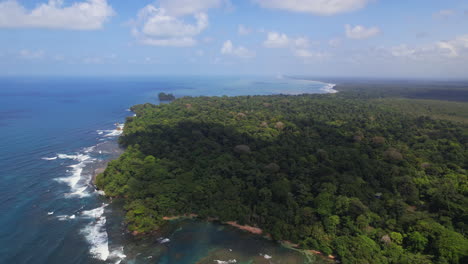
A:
321,83,338,94
283,76,338,94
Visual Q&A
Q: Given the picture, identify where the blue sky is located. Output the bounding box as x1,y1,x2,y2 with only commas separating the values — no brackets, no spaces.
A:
1,0,468,78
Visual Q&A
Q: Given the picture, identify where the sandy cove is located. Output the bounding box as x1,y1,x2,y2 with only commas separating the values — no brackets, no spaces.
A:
224,221,263,235
163,215,335,261
162,215,262,234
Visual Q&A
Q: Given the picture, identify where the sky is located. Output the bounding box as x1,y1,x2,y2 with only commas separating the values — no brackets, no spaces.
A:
1,0,468,78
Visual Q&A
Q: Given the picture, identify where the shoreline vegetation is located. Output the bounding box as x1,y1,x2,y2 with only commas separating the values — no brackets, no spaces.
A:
158,92,176,101
96,81,468,264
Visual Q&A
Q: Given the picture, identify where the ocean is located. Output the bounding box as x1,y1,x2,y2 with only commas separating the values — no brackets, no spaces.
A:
0,76,334,264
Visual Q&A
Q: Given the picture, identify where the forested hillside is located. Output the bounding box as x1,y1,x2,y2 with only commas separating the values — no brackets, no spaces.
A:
96,92,468,264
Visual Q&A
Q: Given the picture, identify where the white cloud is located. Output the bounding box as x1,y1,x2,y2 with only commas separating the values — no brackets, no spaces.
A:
264,31,311,49
141,10,208,39
158,0,224,16
18,49,45,59
203,36,214,43
345,24,380,39
132,1,226,47
329,38,342,47
389,45,417,58
82,57,103,64
437,35,468,58
263,32,292,48
294,49,328,59
53,54,65,61
81,54,116,64
140,37,197,47
221,40,255,58
380,35,468,60
433,9,455,19
238,24,252,35
263,31,326,60
0,0,114,30
253,0,370,16
294,37,310,48
132,5,208,47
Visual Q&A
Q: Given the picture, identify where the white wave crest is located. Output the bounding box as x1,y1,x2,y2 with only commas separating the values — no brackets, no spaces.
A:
55,153,93,198
95,189,106,196
108,246,127,264
157,237,170,244
97,123,124,137
57,153,91,162
81,204,109,260
83,146,96,153
81,204,107,219
214,260,237,264
80,204,126,263
42,156,57,160
259,253,272,259
81,216,109,260
321,83,338,94
57,214,76,221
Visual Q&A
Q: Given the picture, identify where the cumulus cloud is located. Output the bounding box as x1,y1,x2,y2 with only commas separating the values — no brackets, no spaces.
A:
140,10,208,39
158,0,224,16
345,24,380,39
132,0,226,47
253,0,370,16
294,37,310,48
433,9,455,19
382,35,468,60
437,35,468,58
221,40,255,58
263,32,311,49
329,38,342,47
263,31,326,60
82,57,103,64
263,32,291,48
18,49,45,59
294,49,328,59
238,24,252,35
132,5,209,47
0,0,114,30
389,45,417,58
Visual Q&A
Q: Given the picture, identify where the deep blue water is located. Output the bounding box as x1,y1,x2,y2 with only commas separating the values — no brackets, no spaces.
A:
0,76,333,264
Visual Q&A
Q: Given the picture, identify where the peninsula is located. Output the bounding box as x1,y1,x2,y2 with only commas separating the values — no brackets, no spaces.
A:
97,83,468,264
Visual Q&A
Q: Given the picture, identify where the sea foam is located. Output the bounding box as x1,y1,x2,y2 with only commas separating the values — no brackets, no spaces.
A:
42,156,57,160
81,204,126,263
52,121,127,262
55,153,94,198
97,123,124,137
214,260,237,264
57,214,76,221
321,83,338,94
81,204,109,260
157,237,170,244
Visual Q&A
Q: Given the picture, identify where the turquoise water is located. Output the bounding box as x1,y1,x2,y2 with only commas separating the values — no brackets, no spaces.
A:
0,76,332,264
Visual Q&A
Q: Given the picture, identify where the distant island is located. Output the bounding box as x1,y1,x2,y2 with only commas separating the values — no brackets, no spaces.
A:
158,92,175,101
97,83,468,264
